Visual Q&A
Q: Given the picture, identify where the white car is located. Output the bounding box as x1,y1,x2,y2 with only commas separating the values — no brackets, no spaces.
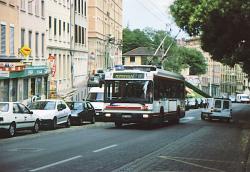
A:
201,98,232,121
0,102,40,137
29,99,71,129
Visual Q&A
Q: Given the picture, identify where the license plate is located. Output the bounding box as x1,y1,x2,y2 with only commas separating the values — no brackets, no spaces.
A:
122,115,132,118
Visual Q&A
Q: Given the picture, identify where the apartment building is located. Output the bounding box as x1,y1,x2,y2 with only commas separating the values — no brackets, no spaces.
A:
19,0,49,103
180,38,221,97
46,0,88,101
88,0,123,73
181,37,249,97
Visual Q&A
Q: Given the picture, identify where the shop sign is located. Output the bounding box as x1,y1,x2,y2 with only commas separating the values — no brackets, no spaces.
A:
25,67,49,76
0,71,9,78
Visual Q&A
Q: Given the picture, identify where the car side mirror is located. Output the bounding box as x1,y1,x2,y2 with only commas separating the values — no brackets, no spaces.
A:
29,111,33,114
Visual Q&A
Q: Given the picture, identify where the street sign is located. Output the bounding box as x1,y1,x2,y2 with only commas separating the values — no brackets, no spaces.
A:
0,71,10,78
20,45,31,57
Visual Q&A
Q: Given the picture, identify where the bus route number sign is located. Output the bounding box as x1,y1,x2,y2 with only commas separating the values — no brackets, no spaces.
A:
113,73,144,79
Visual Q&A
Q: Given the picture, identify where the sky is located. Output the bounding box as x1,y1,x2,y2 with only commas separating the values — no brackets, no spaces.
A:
123,0,188,39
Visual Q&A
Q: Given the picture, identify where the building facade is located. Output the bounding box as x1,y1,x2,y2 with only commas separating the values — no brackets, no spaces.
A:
88,0,123,73
46,0,88,101
182,37,249,98
183,38,221,97
19,0,49,104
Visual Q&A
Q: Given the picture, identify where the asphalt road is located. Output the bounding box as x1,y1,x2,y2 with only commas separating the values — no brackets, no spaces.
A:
1,103,250,172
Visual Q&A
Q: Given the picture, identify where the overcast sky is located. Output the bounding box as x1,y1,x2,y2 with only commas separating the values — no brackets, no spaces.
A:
123,0,188,39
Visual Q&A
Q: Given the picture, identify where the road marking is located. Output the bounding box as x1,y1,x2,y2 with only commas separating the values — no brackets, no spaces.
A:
29,155,82,172
159,156,225,172
93,144,118,153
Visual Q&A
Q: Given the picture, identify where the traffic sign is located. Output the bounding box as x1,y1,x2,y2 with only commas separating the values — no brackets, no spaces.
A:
20,45,31,57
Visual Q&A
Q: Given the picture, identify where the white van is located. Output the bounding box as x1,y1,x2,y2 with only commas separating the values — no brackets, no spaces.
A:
236,94,250,103
201,98,232,121
87,87,105,119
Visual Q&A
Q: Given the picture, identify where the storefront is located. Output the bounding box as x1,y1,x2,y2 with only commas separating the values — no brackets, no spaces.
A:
0,65,49,104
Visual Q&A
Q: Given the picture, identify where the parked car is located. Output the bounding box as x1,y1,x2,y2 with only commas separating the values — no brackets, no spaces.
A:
28,99,71,129
66,101,96,125
201,98,232,121
0,102,40,137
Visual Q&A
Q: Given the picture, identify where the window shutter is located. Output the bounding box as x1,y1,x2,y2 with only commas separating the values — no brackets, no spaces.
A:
1,25,6,55
10,26,14,56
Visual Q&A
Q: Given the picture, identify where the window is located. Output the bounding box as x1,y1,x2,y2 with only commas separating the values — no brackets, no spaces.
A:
75,25,77,43
21,0,26,10
67,23,69,33
81,0,83,15
35,0,39,16
0,80,9,102
59,20,61,36
41,33,44,57
1,24,6,55
49,16,51,29
44,77,48,98
74,0,77,12
54,18,57,35
13,103,21,113
130,56,135,63
84,1,86,16
41,0,44,17
82,27,84,44
37,77,42,96
31,78,35,95
12,79,17,102
21,28,25,47
9,26,14,56
28,0,32,14
28,31,32,49
79,26,81,44
35,32,39,57
23,78,28,100
63,22,65,32
78,0,80,13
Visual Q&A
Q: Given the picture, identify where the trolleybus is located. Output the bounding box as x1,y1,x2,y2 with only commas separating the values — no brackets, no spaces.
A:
102,65,186,127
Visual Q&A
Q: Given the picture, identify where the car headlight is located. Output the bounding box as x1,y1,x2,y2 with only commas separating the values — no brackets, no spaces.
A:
105,113,111,117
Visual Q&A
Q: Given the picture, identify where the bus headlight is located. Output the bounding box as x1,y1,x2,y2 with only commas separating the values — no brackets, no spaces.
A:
105,113,111,117
143,114,149,118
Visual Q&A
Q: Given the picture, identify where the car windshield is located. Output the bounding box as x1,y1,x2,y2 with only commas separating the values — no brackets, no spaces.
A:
0,103,9,112
214,100,222,108
104,80,153,103
67,102,83,110
87,92,104,102
29,101,56,110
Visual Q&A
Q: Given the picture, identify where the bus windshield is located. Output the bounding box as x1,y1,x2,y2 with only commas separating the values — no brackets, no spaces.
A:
104,80,153,103
87,92,104,102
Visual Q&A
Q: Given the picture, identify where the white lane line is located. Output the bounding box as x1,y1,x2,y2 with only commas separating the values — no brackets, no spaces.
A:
93,144,118,153
29,155,82,172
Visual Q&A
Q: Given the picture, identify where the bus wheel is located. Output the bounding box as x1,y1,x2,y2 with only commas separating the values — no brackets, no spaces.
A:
115,122,122,128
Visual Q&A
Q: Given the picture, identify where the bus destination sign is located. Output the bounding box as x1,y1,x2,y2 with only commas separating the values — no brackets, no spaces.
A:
113,73,144,79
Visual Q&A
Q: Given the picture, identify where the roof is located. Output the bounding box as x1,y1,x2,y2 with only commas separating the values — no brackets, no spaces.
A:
123,47,163,57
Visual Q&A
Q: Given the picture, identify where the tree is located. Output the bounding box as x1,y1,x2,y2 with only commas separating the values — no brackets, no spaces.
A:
122,27,207,75
170,0,250,75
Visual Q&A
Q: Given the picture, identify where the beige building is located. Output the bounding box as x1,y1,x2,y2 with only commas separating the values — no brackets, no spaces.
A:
183,38,221,97
181,37,249,97
0,0,19,58
88,0,123,73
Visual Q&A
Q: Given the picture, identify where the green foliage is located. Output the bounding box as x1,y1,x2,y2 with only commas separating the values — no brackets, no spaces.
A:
170,0,250,75
122,27,207,75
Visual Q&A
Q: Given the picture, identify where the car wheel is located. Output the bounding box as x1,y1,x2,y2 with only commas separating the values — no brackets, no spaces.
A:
115,121,122,128
8,123,16,137
91,115,95,124
32,120,39,133
201,113,205,120
51,118,57,130
65,117,71,128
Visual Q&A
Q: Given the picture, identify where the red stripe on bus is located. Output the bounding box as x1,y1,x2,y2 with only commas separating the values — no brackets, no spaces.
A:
106,106,141,110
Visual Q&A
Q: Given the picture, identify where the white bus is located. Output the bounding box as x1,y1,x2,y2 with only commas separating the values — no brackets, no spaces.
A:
102,65,186,127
